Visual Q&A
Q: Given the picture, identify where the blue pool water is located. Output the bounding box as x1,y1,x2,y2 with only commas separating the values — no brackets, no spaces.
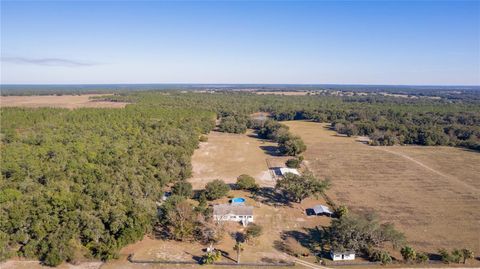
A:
231,197,245,203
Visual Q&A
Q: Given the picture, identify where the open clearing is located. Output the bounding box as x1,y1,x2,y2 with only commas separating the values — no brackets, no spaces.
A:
190,130,289,189
0,94,128,109
284,120,480,254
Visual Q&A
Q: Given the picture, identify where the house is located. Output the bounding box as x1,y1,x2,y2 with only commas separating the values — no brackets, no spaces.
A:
312,205,333,216
213,204,253,226
279,167,300,176
330,250,355,261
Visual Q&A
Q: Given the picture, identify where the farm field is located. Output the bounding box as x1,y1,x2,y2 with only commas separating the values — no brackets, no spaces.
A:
284,120,480,255
0,94,128,109
190,129,290,189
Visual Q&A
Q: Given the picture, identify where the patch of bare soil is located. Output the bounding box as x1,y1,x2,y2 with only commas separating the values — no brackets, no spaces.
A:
284,120,480,255
0,94,128,109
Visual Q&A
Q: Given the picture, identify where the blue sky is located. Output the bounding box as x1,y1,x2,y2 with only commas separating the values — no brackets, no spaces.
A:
1,1,479,85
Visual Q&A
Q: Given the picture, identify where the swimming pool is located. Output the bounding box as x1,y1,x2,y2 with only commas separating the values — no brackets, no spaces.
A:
231,197,245,203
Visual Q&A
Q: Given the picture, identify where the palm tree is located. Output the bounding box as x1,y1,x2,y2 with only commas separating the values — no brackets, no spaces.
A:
233,242,244,264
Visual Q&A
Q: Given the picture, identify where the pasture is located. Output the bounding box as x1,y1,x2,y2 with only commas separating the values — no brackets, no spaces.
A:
0,94,128,109
284,120,480,254
190,130,290,189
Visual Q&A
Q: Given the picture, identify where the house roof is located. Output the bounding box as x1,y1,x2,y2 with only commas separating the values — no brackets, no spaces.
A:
279,168,300,176
312,205,332,215
213,204,253,216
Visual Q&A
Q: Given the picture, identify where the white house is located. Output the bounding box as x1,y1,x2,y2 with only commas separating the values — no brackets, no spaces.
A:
213,204,253,226
330,250,355,261
279,167,300,176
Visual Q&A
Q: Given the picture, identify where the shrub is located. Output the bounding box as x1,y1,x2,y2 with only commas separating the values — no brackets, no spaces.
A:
370,249,392,265
285,158,301,168
416,252,429,263
201,250,221,264
461,248,474,264
401,246,416,262
205,180,230,200
245,224,263,241
199,135,208,142
172,181,193,198
439,249,452,263
334,205,348,218
236,174,258,191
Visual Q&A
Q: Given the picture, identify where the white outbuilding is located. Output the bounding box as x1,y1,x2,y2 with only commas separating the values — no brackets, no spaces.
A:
279,167,300,176
330,250,355,261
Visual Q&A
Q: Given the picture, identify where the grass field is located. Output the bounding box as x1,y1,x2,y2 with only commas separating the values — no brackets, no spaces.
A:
0,94,128,109
284,120,480,255
190,130,290,189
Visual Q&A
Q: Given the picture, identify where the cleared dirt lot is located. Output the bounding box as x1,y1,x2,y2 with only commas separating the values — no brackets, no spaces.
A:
284,120,480,254
190,130,290,189
0,94,128,109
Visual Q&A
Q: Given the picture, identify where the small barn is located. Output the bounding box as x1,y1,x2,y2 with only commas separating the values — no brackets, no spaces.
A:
213,204,253,226
330,250,355,261
279,167,300,176
312,205,333,216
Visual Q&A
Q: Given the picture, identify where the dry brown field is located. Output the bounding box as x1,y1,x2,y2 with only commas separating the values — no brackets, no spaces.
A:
284,120,480,255
190,130,290,189
0,94,128,109
254,91,312,96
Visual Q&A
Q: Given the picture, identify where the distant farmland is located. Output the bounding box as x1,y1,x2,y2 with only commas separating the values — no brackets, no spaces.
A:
285,120,480,254
0,94,128,109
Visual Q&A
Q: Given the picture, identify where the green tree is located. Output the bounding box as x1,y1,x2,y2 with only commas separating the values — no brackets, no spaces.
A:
172,181,193,198
205,180,230,200
236,174,258,191
329,214,405,254
285,158,301,168
275,171,330,203
278,135,306,156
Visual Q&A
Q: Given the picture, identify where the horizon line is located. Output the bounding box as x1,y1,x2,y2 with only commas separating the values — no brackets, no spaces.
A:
1,83,479,87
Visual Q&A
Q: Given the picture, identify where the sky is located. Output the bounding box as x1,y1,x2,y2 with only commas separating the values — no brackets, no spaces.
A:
1,0,479,85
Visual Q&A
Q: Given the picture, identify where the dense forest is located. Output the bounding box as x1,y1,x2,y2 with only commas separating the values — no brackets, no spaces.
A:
0,105,215,265
104,91,480,150
1,90,479,265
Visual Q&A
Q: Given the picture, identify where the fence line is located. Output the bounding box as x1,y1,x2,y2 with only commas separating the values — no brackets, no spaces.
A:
128,254,295,267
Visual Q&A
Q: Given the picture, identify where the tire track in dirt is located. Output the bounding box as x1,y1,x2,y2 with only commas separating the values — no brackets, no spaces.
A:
374,146,478,191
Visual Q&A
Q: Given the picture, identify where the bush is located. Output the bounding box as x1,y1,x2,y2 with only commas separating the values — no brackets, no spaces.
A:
416,252,429,263
245,224,263,241
334,205,348,218
172,181,193,198
401,246,416,262
199,135,208,142
278,135,306,156
205,180,230,200
370,249,392,265
285,158,301,168
439,249,452,263
236,174,258,191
